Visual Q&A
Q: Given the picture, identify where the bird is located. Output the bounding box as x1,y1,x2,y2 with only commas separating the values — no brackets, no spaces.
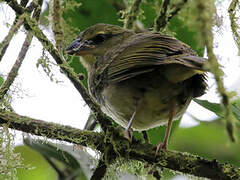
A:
65,23,207,151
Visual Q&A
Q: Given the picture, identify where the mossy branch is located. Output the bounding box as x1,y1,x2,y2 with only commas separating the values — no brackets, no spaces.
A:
123,0,143,29
0,111,239,179
228,0,240,53
0,111,104,151
196,0,236,142
51,0,64,51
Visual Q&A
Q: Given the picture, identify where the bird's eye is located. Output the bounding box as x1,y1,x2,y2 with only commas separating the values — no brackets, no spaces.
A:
91,34,107,44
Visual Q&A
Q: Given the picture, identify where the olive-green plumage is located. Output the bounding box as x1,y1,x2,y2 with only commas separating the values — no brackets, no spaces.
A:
66,23,207,148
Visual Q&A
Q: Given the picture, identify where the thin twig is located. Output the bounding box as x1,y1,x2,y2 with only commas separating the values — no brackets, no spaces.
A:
196,1,236,142
154,0,171,32
0,16,24,62
228,0,240,52
0,0,29,62
123,0,143,29
167,0,188,22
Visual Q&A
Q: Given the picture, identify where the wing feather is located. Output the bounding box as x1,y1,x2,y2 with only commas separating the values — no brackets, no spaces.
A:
106,33,206,83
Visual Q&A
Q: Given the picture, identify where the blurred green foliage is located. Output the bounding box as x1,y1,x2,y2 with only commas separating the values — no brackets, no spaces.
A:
14,145,58,180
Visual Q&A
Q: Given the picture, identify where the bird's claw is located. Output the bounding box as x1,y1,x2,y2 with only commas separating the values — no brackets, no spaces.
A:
155,142,167,156
123,129,133,143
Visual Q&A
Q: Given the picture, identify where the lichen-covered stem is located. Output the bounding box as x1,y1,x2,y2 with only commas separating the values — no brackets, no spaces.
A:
129,143,240,179
196,0,236,142
0,111,104,151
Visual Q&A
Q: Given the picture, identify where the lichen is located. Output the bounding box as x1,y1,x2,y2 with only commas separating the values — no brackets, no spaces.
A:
36,48,61,83
0,125,26,180
104,157,151,180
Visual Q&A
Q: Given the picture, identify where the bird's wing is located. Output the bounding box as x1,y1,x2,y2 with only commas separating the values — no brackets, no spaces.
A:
106,33,206,83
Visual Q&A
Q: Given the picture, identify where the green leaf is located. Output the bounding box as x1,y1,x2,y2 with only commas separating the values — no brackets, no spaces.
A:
231,99,240,121
24,138,92,179
194,99,224,117
194,98,240,121
24,139,80,170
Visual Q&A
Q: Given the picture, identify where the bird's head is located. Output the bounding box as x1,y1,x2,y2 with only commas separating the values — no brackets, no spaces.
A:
66,24,134,57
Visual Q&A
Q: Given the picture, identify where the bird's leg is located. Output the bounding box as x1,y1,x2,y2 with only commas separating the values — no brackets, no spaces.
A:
156,103,176,154
123,110,136,142
124,99,139,142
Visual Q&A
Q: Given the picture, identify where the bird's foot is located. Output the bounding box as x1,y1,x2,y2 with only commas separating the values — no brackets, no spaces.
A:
155,142,167,156
123,128,133,143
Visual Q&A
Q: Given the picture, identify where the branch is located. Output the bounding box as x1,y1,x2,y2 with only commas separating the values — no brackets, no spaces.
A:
228,0,240,52
154,0,171,32
123,0,143,29
129,143,240,180
195,1,237,142
0,111,104,151
0,110,239,179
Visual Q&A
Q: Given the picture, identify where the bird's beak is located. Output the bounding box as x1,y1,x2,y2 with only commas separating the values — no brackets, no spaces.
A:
65,38,95,56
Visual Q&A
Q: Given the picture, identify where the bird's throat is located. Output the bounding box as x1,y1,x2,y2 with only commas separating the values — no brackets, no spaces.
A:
80,54,96,72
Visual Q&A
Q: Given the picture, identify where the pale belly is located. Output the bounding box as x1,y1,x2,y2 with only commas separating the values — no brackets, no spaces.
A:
100,74,191,131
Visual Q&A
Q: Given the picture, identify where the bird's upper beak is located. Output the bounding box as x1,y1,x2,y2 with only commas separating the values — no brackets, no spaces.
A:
65,38,95,56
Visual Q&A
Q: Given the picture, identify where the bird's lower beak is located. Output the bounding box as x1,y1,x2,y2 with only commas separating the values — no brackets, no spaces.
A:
65,38,95,56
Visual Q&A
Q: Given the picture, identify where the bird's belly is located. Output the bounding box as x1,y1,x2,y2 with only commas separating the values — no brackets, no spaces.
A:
100,76,190,131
